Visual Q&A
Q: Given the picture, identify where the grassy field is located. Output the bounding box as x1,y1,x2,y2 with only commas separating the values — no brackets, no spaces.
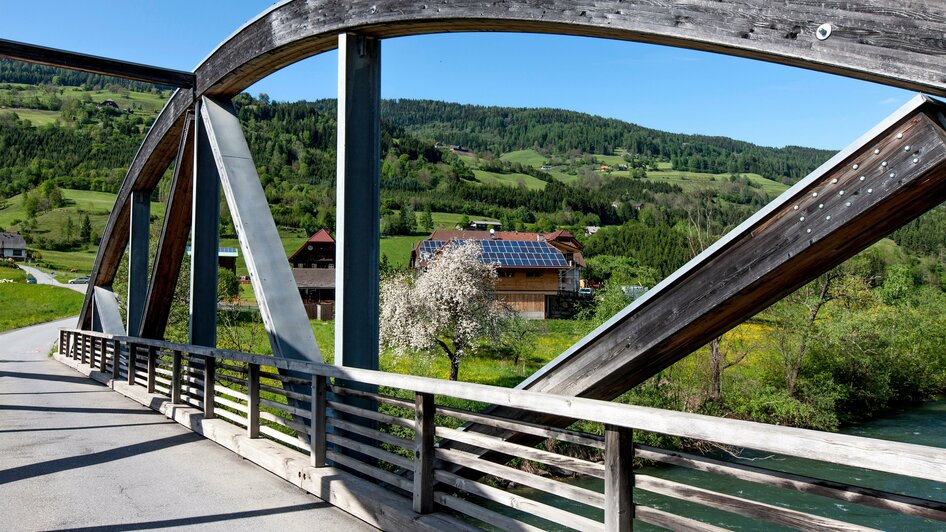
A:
380,235,426,268
647,170,788,196
500,149,547,167
1,108,61,126
472,169,547,191
0,189,161,277
0,268,84,332
0,84,169,126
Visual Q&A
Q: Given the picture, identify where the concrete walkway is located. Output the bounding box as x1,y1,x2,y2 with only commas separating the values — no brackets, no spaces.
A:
0,318,373,531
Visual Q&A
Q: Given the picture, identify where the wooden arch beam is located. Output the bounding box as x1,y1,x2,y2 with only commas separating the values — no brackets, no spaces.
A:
81,0,946,326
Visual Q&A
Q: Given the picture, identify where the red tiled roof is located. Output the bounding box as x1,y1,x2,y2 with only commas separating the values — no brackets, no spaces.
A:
306,229,335,243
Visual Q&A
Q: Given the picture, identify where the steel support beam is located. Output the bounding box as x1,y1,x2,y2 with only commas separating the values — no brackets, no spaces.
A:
335,33,381,372
190,100,219,347
199,96,321,363
126,190,151,336
0,38,194,88
92,287,124,335
140,113,195,339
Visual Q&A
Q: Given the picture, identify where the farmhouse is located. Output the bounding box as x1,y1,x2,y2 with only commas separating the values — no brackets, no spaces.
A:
411,229,585,319
289,229,336,320
0,231,26,260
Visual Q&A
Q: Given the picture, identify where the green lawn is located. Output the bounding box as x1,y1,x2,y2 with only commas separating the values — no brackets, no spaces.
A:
1,108,61,126
0,282,84,332
500,149,547,167
380,235,426,268
472,169,547,191
647,170,788,196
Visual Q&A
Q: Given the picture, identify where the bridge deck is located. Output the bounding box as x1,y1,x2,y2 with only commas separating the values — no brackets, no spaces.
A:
0,318,372,531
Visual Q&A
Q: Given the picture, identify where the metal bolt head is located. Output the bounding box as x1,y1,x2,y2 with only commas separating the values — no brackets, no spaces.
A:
793,205,799,210
845,202,851,207
905,145,911,151
831,178,838,184
812,192,818,197
874,149,881,155
889,172,896,178
818,204,824,209
859,176,866,181
913,158,920,164
897,133,903,139
826,215,832,221
853,164,859,170
817,23,832,40
881,161,888,167
868,188,873,194
800,216,805,222
839,190,845,196
807,228,812,234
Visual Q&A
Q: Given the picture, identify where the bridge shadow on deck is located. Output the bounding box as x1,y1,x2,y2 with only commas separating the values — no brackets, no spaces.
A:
0,432,201,485
0,369,109,386
47,502,332,531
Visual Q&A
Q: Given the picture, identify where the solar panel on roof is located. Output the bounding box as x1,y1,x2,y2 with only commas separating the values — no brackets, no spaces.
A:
417,238,568,268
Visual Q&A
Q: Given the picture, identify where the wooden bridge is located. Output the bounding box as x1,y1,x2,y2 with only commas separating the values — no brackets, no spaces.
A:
3,1,946,529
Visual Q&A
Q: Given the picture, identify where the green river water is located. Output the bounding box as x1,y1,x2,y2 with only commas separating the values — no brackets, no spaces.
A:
506,399,946,530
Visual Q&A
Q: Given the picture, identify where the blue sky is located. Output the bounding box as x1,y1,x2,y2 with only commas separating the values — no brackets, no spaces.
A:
0,1,918,150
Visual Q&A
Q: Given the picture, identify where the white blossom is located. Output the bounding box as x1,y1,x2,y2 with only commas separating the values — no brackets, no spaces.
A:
380,241,506,380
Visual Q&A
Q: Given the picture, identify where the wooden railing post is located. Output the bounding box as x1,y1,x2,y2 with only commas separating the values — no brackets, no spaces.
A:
99,337,107,372
203,356,215,418
171,350,182,403
413,392,435,514
605,425,634,532
146,345,157,393
112,339,121,379
81,334,89,365
127,342,137,385
311,374,327,467
247,363,260,438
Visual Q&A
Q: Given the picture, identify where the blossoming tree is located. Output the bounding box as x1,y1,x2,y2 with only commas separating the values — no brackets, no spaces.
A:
380,241,506,381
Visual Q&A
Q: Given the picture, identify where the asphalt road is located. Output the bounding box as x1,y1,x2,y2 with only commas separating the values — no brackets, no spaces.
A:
17,264,87,293
0,318,373,531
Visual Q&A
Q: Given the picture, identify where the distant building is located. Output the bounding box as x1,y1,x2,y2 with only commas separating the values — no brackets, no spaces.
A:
98,99,120,110
289,229,336,320
584,226,600,237
185,246,238,273
468,220,501,232
411,230,586,319
0,232,26,260
289,229,335,268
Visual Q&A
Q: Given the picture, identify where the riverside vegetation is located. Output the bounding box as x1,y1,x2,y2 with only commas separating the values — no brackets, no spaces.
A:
1,58,944,434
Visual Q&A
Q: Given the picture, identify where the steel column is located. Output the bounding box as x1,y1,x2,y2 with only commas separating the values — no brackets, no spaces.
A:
190,100,219,347
126,190,150,335
335,33,381,372
92,286,124,335
199,97,321,363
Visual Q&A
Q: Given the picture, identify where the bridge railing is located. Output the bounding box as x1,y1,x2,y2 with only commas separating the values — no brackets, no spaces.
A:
59,328,945,531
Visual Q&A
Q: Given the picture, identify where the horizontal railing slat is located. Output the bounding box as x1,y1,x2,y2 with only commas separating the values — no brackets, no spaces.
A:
434,469,603,532
636,445,946,522
325,433,413,471
434,447,605,509
435,425,605,479
636,475,878,532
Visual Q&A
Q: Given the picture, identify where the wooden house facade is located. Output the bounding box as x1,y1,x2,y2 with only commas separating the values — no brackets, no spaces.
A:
411,229,585,319
290,229,336,320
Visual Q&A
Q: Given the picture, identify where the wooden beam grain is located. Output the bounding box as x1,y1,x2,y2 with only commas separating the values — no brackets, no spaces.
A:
0,38,194,88
139,113,195,339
